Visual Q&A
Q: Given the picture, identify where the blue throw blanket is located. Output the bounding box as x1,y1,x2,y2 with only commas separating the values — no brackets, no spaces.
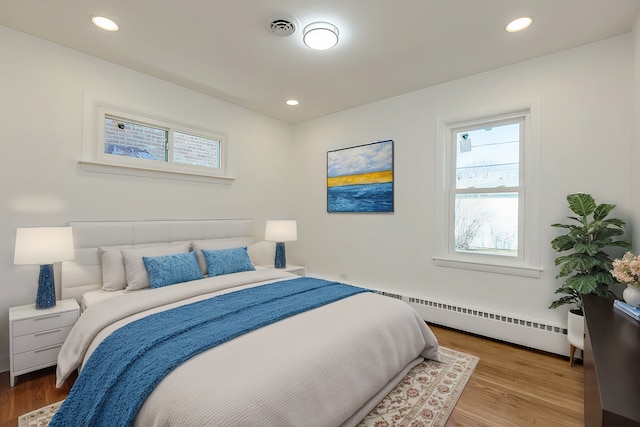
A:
50,278,368,427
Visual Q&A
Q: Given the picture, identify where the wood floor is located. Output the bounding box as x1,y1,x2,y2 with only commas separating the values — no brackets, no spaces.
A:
0,367,75,427
434,325,584,427
0,325,583,427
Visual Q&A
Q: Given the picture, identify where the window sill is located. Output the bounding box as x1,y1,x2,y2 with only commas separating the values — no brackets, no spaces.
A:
78,160,235,185
432,256,542,278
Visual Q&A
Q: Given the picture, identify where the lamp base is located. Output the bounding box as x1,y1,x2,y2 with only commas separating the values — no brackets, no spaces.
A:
274,242,286,269
35,264,56,309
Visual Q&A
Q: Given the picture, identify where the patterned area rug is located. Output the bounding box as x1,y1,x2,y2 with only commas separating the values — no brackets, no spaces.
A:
19,346,477,427
18,401,61,427
359,346,478,427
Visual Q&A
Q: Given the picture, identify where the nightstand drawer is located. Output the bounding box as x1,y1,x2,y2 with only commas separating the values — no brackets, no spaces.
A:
12,325,73,354
9,299,80,386
13,345,63,372
12,310,77,336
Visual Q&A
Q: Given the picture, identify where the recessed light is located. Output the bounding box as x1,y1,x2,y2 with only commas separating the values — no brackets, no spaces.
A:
505,16,533,33
286,99,300,106
303,22,339,50
92,16,119,32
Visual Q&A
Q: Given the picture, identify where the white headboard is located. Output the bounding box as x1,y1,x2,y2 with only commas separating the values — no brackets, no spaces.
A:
61,219,255,303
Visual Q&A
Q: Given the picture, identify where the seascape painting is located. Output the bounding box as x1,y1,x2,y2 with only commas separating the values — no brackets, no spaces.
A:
327,140,394,213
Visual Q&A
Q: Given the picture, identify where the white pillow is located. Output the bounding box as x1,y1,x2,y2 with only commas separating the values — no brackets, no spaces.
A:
99,242,177,291
122,242,191,291
99,248,128,291
191,237,254,275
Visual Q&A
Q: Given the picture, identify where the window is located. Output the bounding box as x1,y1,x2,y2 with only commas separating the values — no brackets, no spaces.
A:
103,116,221,169
80,95,231,184
453,119,521,257
434,103,541,277
104,116,168,162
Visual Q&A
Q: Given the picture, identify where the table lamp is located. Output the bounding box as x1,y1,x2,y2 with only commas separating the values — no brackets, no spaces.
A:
14,227,75,309
265,220,297,269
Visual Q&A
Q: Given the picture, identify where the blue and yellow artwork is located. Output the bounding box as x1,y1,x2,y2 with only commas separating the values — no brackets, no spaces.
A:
327,140,394,213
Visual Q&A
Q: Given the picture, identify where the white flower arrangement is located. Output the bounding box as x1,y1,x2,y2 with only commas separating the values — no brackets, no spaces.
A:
611,252,640,288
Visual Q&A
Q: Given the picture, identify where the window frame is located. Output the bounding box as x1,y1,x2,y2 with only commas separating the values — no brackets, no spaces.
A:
450,116,524,259
434,101,542,278
80,95,233,184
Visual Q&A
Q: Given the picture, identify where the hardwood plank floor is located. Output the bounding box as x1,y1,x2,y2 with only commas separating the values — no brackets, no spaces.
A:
0,367,76,427
433,325,584,427
0,325,583,427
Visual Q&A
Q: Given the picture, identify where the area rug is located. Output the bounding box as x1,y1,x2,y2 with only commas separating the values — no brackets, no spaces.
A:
19,346,477,427
358,346,478,427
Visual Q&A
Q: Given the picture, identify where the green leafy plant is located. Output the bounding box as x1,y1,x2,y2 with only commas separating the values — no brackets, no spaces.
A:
550,193,630,313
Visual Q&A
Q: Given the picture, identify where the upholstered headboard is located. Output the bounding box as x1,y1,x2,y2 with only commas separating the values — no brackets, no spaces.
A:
60,219,255,303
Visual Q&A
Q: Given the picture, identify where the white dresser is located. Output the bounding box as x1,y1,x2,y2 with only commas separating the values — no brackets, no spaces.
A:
9,299,79,386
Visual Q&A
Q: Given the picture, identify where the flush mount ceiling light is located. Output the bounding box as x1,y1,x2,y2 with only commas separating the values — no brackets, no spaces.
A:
303,21,339,50
285,99,300,106
92,16,119,32
505,16,533,32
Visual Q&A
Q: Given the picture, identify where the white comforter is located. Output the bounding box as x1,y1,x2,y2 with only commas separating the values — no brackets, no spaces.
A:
57,269,440,427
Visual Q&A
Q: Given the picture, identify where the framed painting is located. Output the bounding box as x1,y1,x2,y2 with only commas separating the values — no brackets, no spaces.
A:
327,139,394,213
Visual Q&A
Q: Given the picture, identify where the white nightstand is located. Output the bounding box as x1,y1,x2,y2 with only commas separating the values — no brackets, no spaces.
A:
9,299,79,386
263,264,306,276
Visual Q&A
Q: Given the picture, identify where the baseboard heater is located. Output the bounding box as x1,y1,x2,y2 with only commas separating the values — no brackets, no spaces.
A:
375,291,570,357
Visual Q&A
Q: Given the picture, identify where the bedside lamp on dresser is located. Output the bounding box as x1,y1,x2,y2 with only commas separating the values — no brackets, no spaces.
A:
14,226,75,309
10,226,79,386
265,220,297,269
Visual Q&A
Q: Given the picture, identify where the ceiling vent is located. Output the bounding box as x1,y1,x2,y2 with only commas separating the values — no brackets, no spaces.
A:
266,13,299,37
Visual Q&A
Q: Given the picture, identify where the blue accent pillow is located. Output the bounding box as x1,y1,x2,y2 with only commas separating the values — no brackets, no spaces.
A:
202,246,255,277
143,251,203,288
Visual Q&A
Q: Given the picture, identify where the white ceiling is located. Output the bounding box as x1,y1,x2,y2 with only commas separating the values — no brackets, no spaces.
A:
2,0,640,124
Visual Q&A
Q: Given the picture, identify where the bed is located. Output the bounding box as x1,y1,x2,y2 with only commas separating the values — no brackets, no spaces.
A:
53,219,440,427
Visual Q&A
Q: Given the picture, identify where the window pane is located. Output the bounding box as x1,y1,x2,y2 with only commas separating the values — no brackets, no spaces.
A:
455,122,519,189
173,131,220,169
104,117,167,161
454,193,518,256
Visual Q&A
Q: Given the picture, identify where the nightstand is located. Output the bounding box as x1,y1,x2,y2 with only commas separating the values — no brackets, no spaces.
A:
9,299,79,386
263,264,306,276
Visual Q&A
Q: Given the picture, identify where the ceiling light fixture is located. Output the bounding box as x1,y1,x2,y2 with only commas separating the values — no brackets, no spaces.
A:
286,99,300,106
92,16,119,32
303,22,339,50
505,16,533,33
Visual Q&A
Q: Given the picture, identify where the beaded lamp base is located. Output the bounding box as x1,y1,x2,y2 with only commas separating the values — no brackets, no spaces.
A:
274,242,286,269
35,264,56,309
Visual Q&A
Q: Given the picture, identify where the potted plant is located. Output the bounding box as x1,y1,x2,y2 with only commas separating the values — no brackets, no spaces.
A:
549,193,630,365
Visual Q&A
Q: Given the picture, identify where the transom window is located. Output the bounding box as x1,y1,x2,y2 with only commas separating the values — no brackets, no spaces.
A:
102,115,222,171
80,94,231,184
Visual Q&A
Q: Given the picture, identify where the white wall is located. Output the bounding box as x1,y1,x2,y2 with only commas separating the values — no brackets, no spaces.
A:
0,26,298,371
632,15,640,247
293,34,634,349
1,24,637,371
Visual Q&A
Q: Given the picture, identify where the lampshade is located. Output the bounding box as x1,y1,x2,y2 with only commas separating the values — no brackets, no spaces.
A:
303,22,339,50
265,220,297,242
14,227,75,265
